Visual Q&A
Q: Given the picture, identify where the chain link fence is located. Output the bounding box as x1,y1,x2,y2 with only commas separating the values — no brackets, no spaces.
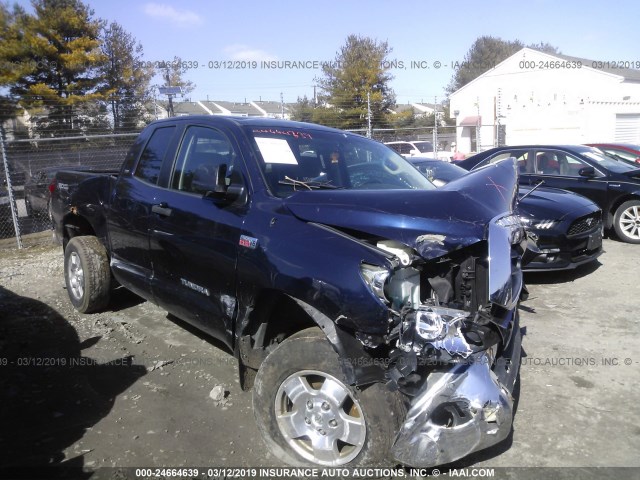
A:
1,129,138,248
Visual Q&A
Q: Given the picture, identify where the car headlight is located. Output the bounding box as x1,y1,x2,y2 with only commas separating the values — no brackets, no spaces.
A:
533,219,556,229
412,306,468,341
520,215,555,230
360,263,390,304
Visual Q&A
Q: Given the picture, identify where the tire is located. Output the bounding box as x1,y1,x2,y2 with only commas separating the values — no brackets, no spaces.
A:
613,200,640,244
64,236,111,313
253,327,405,467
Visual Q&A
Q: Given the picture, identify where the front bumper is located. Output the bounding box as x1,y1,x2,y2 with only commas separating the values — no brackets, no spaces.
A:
524,226,603,271
391,319,521,467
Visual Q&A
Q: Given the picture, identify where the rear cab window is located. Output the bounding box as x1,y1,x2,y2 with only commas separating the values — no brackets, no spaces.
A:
134,126,177,184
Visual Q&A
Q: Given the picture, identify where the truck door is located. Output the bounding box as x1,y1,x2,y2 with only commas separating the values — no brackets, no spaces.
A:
149,125,248,346
107,125,178,301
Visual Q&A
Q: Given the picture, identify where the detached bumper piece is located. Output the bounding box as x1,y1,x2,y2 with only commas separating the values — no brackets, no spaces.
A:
392,324,521,467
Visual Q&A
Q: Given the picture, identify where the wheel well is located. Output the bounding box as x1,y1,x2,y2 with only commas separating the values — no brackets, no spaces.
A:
62,213,96,250
236,290,317,388
608,195,640,228
240,291,317,356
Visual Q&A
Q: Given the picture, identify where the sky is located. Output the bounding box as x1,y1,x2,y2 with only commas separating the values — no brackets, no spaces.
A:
13,0,640,104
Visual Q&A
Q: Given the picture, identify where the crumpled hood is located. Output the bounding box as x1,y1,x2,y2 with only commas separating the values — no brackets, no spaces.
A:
518,185,599,221
284,159,519,260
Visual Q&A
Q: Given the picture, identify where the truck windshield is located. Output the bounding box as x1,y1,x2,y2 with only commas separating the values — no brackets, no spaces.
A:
244,126,435,197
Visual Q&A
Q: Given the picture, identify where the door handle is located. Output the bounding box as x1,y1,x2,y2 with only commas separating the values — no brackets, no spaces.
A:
152,202,172,217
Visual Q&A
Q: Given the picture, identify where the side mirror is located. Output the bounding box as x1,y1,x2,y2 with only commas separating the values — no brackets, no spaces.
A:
203,164,246,203
409,149,420,156
578,166,596,177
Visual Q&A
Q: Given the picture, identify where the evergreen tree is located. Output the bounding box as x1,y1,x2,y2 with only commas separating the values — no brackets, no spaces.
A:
99,22,154,132
0,0,107,135
314,35,396,130
289,95,315,123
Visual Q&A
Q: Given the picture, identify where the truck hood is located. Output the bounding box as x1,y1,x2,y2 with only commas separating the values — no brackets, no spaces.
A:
284,159,519,260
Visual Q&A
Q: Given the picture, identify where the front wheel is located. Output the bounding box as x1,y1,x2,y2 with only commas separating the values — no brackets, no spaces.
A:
253,328,405,467
613,200,640,244
64,236,111,313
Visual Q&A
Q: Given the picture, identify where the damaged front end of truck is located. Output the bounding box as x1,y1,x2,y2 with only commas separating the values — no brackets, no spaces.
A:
374,161,524,467
290,159,525,467
383,210,524,467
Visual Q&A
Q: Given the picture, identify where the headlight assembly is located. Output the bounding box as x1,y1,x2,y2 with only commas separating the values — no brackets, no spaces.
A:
412,306,468,341
360,263,390,304
533,219,556,229
520,216,556,230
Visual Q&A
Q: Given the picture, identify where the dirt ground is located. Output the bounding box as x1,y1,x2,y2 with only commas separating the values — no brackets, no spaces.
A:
0,235,639,476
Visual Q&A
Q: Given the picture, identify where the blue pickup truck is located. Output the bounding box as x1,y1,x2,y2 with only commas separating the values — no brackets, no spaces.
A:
50,116,527,468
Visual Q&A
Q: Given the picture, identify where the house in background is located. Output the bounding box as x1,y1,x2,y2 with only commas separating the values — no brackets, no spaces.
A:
251,100,291,119
449,47,640,153
391,102,444,119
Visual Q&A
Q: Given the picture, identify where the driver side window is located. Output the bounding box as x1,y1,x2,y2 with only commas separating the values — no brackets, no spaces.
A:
535,150,589,177
171,126,237,195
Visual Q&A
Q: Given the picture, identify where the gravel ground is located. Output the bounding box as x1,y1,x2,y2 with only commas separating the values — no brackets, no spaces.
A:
0,236,639,477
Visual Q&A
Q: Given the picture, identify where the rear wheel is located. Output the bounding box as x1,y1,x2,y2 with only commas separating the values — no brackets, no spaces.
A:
64,236,111,313
253,328,405,467
613,200,640,244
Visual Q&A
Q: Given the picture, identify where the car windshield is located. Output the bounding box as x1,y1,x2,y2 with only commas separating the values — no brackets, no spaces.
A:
244,126,435,197
581,148,638,173
594,146,640,165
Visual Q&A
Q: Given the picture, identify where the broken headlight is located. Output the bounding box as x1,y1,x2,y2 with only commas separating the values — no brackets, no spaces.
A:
399,305,473,358
360,263,390,304
412,306,468,341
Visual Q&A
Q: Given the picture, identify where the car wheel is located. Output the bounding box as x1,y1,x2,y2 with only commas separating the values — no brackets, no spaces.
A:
253,327,405,467
64,236,111,313
613,200,640,244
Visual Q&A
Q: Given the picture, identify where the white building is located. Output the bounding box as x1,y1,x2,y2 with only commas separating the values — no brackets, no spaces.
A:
449,47,640,153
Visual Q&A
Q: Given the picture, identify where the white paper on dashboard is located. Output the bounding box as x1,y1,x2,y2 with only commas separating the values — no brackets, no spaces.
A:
255,137,298,165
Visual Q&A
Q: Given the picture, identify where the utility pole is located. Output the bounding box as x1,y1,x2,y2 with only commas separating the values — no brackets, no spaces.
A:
280,92,285,119
433,96,438,154
165,72,174,117
476,96,481,152
367,91,372,138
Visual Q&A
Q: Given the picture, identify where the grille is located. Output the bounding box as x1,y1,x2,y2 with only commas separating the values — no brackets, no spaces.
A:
568,211,602,236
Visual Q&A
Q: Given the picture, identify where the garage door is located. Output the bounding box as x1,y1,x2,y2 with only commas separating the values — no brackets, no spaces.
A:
615,114,640,142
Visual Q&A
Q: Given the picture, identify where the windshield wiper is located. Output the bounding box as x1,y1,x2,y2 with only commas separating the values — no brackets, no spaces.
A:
279,176,343,190
519,179,545,201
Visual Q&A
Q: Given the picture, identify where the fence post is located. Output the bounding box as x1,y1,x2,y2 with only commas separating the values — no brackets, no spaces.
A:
0,125,23,249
